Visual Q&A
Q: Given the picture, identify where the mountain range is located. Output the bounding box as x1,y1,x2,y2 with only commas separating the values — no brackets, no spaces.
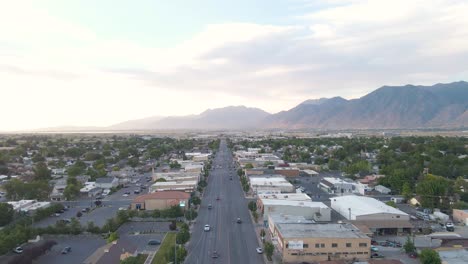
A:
36,81,468,131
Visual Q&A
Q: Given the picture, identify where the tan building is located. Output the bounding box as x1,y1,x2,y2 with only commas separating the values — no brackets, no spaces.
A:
453,209,468,225
150,180,197,193
274,223,371,263
275,167,300,177
131,191,190,210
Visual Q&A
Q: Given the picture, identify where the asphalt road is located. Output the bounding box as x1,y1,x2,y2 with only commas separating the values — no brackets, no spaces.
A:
185,139,263,264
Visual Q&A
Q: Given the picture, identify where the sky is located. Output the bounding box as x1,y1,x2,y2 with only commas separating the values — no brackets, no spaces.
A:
1,0,468,131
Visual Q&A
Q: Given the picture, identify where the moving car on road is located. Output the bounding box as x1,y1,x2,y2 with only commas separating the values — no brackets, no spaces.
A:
236,218,242,224
13,247,23,254
446,222,455,231
61,246,72,254
208,204,212,209
204,224,211,231
256,247,263,254
211,251,219,258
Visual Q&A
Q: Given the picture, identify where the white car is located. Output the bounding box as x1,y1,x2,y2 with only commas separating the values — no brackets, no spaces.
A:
256,247,263,254
122,194,129,197
13,247,23,254
204,224,211,231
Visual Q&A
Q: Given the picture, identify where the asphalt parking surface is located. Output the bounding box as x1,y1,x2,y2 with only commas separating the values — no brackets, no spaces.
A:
33,235,106,264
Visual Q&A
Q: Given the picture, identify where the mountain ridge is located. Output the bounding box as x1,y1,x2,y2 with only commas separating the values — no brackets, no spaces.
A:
28,81,468,131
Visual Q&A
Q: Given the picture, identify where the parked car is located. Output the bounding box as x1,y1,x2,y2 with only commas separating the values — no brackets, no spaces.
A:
148,240,161,245
371,246,379,252
371,253,384,258
61,246,72,254
408,252,418,258
256,247,263,254
13,247,23,254
122,194,129,197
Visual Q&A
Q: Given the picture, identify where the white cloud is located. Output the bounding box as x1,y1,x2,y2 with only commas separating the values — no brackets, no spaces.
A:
0,1,467,130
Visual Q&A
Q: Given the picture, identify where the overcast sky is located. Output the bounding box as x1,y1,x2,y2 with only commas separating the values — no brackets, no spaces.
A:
1,0,467,131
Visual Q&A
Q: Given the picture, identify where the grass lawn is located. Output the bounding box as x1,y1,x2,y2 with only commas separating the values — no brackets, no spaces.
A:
151,232,176,264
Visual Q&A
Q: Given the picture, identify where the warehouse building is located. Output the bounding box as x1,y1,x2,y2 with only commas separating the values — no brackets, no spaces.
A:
331,195,412,235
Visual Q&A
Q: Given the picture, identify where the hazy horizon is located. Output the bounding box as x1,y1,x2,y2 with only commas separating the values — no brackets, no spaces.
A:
1,0,468,131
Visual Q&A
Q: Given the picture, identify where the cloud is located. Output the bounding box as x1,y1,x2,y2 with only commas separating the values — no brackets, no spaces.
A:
1,1,468,130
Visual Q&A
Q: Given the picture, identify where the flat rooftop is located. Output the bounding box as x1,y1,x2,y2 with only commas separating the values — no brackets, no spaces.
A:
277,223,369,239
258,193,311,201
262,199,329,208
152,180,197,186
269,214,315,224
332,195,408,216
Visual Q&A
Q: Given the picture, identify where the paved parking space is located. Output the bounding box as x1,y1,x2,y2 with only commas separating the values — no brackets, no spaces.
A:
117,222,171,252
33,235,105,264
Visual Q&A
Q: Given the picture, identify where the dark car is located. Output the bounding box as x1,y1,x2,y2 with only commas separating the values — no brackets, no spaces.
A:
148,240,161,245
211,251,219,258
61,246,72,254
236,218,242,224
371,253,384,258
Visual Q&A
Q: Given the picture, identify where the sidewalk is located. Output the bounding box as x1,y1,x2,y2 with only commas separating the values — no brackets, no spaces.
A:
251,214,283,264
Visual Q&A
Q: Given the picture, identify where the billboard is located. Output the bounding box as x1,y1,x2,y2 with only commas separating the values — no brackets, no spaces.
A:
288,240,303,250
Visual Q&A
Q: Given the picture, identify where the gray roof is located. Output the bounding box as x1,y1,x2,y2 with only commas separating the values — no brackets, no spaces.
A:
95,177,116,184
276,223,369,239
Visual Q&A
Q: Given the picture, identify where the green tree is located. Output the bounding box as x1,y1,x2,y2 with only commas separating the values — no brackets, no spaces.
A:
419,249,441,264
176,229,190,244
248,201,257,212
264,242,274,261
416,174,452,209
328,159,340,170
34,162,51,180
386,201,397,208
166,245,187,263
402,183,413,200
107,232,119,243
191,196,201,206
0,203,14,226
244,163,254,169
403,236,416,253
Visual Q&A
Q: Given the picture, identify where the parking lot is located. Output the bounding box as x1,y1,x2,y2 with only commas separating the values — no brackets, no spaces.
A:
34,174,153,228
34,235,106,264
117,222,171,252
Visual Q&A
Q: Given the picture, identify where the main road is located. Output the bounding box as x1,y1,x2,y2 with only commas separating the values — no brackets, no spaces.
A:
185,139,264,264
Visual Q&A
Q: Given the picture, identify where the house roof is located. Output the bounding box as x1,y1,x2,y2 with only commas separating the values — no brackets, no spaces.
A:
132,191,190,203
96,177,116,184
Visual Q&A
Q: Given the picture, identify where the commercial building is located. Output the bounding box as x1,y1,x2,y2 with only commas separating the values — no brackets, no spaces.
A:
151,172,200,183
95,177,119,190
331,196,412,235
273,223,371,263
453,209,468,225
320,177,355,194
275,167,300,177
131,191,190,210
249,175,295,194
8,200,51,212
268,214,314,239
259,198,331,222
150,180,197,193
